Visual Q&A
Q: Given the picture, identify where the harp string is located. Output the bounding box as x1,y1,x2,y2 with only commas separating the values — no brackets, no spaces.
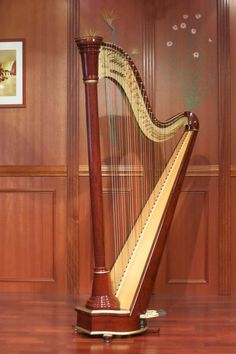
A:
103,51,138,285
103,53,125,283
103,70,118,274
100,43,187,292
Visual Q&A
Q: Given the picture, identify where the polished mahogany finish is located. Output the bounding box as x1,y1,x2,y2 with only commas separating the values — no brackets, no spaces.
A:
78,36,103,81
76,307,142,333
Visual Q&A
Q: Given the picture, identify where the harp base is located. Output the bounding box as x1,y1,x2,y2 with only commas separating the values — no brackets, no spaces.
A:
75,306,148,338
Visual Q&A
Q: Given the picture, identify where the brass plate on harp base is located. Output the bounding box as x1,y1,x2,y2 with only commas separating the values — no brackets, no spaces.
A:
75,306,148,339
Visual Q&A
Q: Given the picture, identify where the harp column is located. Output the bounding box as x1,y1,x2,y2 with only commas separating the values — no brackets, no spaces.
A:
76,36,120,310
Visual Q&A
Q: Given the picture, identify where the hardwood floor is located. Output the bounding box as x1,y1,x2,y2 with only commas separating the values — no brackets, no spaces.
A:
0,293,236,353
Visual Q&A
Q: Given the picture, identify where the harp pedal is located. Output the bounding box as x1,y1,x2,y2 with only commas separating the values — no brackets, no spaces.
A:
140,309,166,319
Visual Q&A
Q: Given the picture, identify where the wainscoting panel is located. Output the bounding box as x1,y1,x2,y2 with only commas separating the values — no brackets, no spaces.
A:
230,177,236,295
0,0,69,293
0,189,55,282
155,177,218,295
166,190,208,285
0,177,67,293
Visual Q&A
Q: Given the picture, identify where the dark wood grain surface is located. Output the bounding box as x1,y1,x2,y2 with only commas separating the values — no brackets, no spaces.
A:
0,293,236,353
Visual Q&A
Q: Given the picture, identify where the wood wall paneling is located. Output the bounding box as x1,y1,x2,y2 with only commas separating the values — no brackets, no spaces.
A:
67,0,80,295
218,0,231,295
231,179,236,294
155,177,218,296
0,177,67,293
0,0,68,293
0,189,55,282
166,190,208,285
0,0,67,165
230,0,236,167
230,0,236,294
148,0,219,296
0,0,233,298
77,176,93,296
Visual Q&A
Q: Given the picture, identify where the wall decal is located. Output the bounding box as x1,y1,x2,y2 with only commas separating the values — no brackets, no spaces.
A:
164,12,214,111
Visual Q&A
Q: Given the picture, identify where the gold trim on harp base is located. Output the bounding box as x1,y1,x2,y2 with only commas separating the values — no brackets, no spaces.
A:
75,325,148,337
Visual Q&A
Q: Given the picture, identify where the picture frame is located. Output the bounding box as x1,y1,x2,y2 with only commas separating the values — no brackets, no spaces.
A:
0,39,24,107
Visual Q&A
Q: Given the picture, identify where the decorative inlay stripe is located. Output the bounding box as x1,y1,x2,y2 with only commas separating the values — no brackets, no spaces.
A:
186,165,219,177
78,165,144,177
0,166,67,177
1,164,233,178
78,164,220,177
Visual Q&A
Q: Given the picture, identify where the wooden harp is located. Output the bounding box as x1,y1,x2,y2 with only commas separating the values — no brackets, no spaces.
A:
75,36,199,339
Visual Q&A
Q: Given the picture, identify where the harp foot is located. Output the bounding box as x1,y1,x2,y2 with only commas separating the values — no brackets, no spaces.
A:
140,309,166,336
103,334,113,343
140,309,166,319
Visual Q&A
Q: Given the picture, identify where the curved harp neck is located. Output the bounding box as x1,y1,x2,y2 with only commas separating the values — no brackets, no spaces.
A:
99,41,199,141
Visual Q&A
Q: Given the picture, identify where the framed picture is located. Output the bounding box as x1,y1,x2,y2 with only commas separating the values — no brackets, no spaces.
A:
0,39,24,107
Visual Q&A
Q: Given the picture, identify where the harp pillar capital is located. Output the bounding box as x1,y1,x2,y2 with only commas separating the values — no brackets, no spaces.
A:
76,36,103,81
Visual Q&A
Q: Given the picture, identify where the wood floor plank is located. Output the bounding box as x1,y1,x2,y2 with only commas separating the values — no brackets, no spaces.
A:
0,294,236,353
